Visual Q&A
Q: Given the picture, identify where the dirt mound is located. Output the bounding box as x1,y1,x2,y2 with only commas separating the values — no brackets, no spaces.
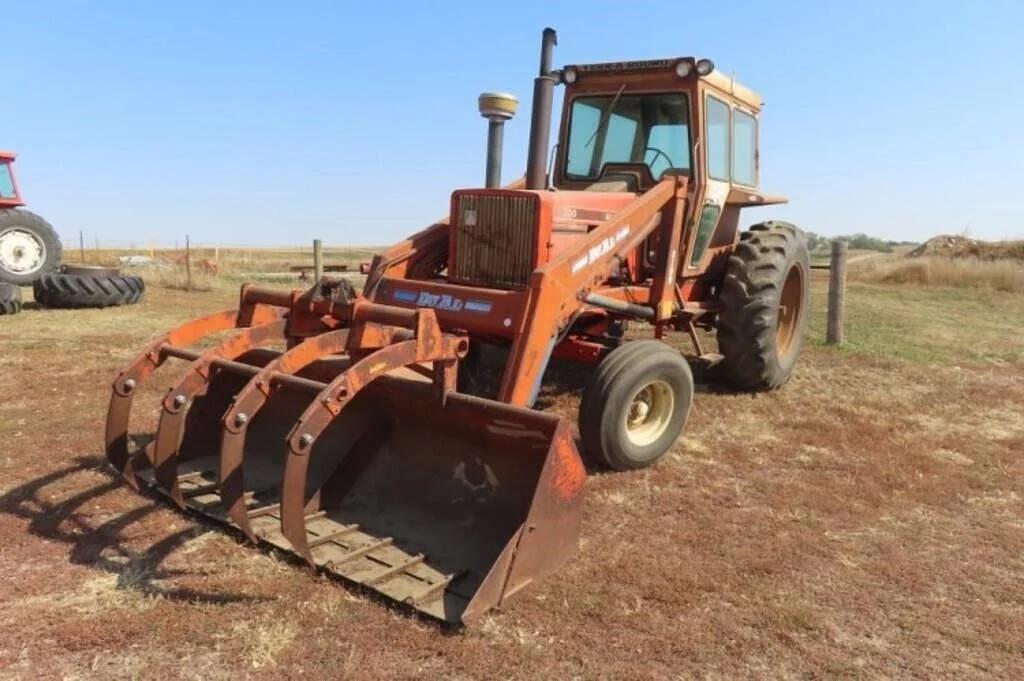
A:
910,235,1024,260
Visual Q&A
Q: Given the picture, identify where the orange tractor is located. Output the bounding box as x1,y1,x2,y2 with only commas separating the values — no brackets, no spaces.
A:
106,28,808,625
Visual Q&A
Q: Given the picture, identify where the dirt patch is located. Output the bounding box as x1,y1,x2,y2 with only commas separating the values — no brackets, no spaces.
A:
1,282,1022,678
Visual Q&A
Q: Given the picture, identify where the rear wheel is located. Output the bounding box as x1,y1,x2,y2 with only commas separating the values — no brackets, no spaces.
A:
0,282,21,315
0,209,62,285
579,340,694,471
717,221,809,390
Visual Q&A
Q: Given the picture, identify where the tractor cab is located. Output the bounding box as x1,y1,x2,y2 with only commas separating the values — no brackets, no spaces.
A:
0,152,23,208
552,59,768,193
550,58,786,278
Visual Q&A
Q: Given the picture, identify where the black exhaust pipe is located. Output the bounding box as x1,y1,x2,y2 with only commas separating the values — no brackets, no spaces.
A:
525,27,558,190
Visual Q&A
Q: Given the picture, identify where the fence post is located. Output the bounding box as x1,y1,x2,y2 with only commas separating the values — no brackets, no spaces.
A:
826,239,847,345
79,230,85,263
185,234,192,292
313,238,323,281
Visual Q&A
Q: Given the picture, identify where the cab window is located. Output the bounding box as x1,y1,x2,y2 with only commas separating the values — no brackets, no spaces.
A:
732,109,757,186
705,95,730,181
565,92,691,180
0,164,15,199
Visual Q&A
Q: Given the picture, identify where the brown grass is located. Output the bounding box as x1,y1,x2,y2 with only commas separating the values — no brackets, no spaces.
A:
0,272,1022,678
850,255,1024,293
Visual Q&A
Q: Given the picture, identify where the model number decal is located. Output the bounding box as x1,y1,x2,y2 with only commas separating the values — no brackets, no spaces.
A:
392,289,492,314
571,225,630,274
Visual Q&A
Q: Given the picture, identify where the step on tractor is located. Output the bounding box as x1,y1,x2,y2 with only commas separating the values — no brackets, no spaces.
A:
105,28,809,625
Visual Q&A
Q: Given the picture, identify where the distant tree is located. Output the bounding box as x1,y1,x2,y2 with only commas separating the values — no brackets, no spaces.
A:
802,231,907,253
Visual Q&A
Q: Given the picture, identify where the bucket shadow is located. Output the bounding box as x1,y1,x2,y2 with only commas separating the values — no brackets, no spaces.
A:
0,454,271,605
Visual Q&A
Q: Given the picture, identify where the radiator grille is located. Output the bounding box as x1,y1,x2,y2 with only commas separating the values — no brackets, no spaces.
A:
451,193,538,289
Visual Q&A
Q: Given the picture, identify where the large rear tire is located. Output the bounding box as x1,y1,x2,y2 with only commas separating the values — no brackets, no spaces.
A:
717,221,809,390
0,282,21,315
33,271,145,309
579,340,694,471
0,209,62,285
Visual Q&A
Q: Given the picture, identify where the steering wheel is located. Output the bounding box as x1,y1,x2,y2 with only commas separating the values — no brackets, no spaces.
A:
644,146,674,175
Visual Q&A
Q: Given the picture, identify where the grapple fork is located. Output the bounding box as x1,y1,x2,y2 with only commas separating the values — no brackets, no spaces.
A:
104,284,588,625
104,303,284,488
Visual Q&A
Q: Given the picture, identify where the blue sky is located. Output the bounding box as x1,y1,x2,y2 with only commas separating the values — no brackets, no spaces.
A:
6,1,1022,246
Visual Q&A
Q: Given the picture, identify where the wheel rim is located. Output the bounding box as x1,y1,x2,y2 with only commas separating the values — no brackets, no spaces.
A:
777,264,804,357
625,380,675,448
0,227,46,275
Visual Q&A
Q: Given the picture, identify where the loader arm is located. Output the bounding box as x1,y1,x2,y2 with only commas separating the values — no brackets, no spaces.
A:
498,177,682,405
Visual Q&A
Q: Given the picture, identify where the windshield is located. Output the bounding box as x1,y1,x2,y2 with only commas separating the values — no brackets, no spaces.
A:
565,92,691,181
0,163,15,199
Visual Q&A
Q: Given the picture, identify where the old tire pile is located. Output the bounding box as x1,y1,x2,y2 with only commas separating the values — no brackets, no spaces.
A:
0,282,21,315
33,265,145,309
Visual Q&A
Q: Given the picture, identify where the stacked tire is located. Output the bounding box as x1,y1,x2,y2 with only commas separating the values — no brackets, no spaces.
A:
33,265,145,309
0,208,145,313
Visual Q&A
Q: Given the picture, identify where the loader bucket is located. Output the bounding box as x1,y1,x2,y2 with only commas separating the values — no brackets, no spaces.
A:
110,315,585,624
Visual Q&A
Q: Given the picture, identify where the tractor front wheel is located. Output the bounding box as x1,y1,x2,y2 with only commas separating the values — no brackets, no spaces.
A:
579,340,694,471
717,221,809,390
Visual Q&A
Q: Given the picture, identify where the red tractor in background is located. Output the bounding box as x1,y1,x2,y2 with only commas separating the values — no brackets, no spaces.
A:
0,151,62,313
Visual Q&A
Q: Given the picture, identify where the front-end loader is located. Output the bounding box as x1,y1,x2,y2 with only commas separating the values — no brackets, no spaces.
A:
105,28,809,625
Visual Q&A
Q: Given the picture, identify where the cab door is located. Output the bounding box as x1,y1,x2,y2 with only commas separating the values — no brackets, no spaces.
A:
683,92,732,276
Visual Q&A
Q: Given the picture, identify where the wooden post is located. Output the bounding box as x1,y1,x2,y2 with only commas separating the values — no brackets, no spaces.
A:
79,230,85,263
313,238,323,281
826,239,847,345
185,234,192,292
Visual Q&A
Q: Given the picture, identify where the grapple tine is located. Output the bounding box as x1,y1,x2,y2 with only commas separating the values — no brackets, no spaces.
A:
104,308,269,488
219,329,351,542
149,320,288,506
280,340,425,563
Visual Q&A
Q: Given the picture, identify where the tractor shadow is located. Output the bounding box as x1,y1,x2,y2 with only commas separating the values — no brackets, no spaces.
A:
0,453,271,606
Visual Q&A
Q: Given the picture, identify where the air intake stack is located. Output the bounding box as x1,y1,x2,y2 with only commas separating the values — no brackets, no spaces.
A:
478,92,519,188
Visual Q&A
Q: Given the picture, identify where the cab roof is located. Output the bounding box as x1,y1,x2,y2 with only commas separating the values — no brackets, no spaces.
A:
563,58,763,111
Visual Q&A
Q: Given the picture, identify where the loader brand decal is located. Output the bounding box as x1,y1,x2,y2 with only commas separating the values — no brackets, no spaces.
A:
558,206,615,222
392,289,493,315
571,225,631,274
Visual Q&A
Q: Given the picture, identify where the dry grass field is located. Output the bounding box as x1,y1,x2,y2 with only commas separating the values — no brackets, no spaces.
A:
1,250,1022,679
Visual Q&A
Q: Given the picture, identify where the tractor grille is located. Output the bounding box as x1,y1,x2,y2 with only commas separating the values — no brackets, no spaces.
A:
451,193,538,289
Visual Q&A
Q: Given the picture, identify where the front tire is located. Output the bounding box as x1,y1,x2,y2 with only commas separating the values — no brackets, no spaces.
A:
579,340,694,471
0,209,62,285
717,221,809,390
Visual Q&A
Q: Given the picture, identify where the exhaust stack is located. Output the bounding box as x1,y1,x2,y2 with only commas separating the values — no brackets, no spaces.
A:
525,27,558,190
478,92,518,189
